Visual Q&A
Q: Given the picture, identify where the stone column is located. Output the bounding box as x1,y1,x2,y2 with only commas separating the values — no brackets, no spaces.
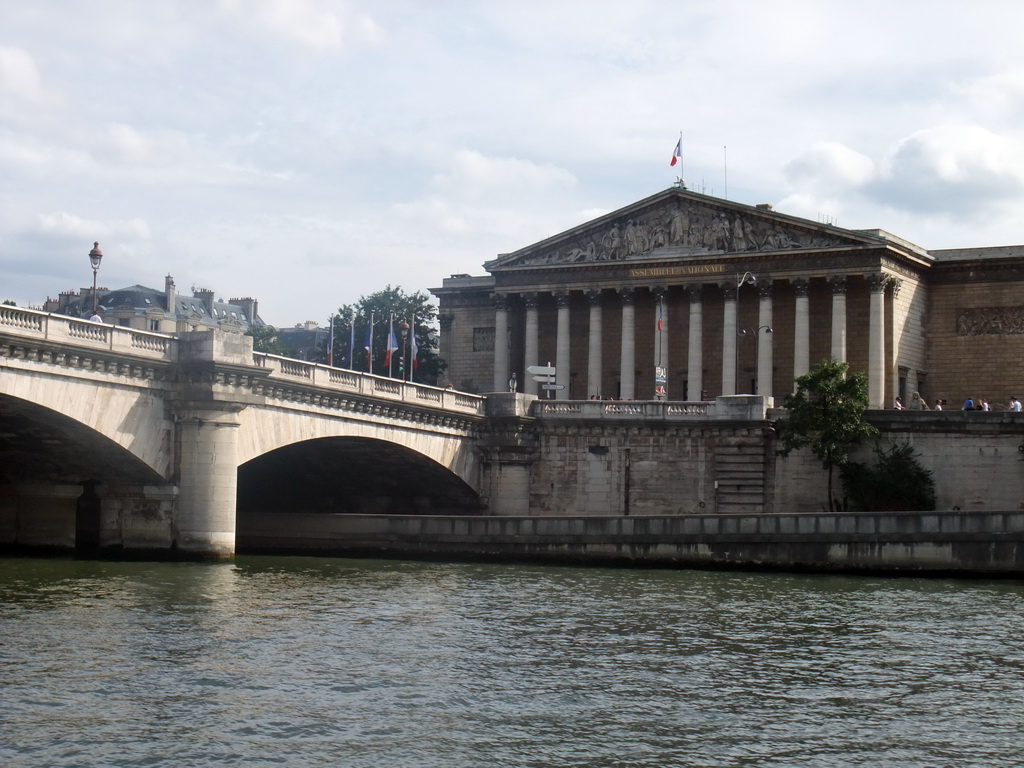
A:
555,291,571,401
175,404,243,557
523,293,540,397
792,278,810,385
686,284,703,401
492,294,509,393
619,288,636,400
721,282,737,396
868,274,887,408
653,285,668,398
757,282,773,397
586,290,603,399
829,277,847,363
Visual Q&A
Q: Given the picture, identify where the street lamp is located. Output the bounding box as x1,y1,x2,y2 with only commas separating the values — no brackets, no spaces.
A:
88,242,103,317
738,325,773,393
399,319,410,381
727,272,757,393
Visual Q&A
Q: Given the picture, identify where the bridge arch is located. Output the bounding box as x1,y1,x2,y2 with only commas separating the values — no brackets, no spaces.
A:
236,436,483,517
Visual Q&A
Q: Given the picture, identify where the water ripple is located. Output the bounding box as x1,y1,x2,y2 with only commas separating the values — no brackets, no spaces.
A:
1,558,1024,766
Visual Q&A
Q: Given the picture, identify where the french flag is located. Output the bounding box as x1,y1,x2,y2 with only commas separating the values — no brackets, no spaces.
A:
670,137,682,167
384,324,399,367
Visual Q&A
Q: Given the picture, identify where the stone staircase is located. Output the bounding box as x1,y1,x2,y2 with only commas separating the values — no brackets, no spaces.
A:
714,432,768,513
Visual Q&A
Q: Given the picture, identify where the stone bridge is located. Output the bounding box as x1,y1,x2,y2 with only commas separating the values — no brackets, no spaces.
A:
0,306,485,557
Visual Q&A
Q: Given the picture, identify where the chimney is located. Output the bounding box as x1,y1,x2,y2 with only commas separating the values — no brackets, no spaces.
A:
193,286,215,316
165,274,177,315
230,296,258,324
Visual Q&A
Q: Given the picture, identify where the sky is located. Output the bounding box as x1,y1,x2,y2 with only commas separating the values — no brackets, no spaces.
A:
3,1,1024,328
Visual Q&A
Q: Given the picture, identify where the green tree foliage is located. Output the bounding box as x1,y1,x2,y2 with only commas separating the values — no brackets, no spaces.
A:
777,359,879,513
246,324,295,356
841,441,936,511
325,285,445,384
2,300,16,306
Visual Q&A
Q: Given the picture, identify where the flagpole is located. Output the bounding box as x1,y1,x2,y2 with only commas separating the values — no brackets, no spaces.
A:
387,313,394,378
348,318,355,370
366,311,374,372
327,314,334,366
670,132,684,188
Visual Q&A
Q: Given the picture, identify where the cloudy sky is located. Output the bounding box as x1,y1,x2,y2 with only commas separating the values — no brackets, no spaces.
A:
3,1,1024,327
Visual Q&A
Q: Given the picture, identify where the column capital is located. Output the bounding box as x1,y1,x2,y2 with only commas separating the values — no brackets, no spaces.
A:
439,314,454,331
890,278,903,299
792,277,810,297
651,284,668,300
867,273,890,293
719,281,736,301
585,288,603,306
758,281,773,299
491,293,510,310
685,283,704,303
555,291,572,308
829,276,847,295
618,287,636,305
523,291,540,309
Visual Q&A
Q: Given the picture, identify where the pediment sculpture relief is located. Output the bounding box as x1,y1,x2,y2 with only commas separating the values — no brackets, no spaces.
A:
515,202,847,267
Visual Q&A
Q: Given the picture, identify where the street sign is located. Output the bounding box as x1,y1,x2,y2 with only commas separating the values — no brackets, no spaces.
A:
527,365,556,375
533,375,555,383
542,384,565,390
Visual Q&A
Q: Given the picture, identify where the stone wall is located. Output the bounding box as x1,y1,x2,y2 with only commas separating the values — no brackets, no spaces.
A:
482,396,1024,518
237,509,1024,575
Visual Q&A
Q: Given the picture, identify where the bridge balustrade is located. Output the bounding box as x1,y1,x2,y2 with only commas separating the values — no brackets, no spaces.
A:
0,306,174,361
253,352,485,416
533,398,770,421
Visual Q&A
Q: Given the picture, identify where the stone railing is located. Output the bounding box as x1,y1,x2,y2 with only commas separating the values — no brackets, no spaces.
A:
0,306,175,362
533,395,772,421
252,353,486,417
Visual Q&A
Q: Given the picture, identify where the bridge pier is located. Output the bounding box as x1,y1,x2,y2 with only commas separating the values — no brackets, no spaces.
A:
479,393,538,515
0,483,81,549
174,406,243,558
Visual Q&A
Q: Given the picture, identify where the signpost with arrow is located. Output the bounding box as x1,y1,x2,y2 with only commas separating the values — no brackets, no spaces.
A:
528,363,561,398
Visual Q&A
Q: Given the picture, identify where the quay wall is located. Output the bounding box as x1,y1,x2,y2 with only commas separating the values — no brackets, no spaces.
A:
238,510,1024,575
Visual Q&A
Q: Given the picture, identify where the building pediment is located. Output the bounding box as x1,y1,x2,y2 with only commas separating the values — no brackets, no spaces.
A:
484,188,889,272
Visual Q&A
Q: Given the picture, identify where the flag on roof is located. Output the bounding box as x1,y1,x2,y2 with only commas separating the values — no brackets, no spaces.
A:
670,137,682,167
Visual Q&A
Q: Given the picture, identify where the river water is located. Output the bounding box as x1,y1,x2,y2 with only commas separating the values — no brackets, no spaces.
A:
2,556,1023,767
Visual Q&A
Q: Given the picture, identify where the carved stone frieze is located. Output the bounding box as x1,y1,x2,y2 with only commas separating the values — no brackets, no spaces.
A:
957,307,1024,336
509,198,848,267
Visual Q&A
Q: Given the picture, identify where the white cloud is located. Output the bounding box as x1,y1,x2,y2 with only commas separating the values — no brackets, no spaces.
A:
0,45,49,102
218,0,379,52
36,212,152,242
871,125,1024,214
430,149,576,199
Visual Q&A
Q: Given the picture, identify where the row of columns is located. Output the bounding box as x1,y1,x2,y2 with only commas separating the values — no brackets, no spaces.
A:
493,275,895,407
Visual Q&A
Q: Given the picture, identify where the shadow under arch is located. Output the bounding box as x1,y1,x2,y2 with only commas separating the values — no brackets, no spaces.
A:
236,436,483,518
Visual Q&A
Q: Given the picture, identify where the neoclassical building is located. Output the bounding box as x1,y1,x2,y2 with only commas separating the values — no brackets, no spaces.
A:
432,187,1024,409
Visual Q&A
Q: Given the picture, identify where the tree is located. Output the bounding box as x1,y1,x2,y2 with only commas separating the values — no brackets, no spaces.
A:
247,324,295,356
324,286,446,384
777,359,878,513
841,441,936,512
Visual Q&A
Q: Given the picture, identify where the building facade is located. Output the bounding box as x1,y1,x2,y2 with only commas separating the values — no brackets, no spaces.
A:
432,187,1024,409
44,273,263,334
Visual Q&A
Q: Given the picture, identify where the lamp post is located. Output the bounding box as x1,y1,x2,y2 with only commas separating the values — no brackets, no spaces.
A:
88,242,103,317
399,319,410,381
727,272,756,394
738,325,773,393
